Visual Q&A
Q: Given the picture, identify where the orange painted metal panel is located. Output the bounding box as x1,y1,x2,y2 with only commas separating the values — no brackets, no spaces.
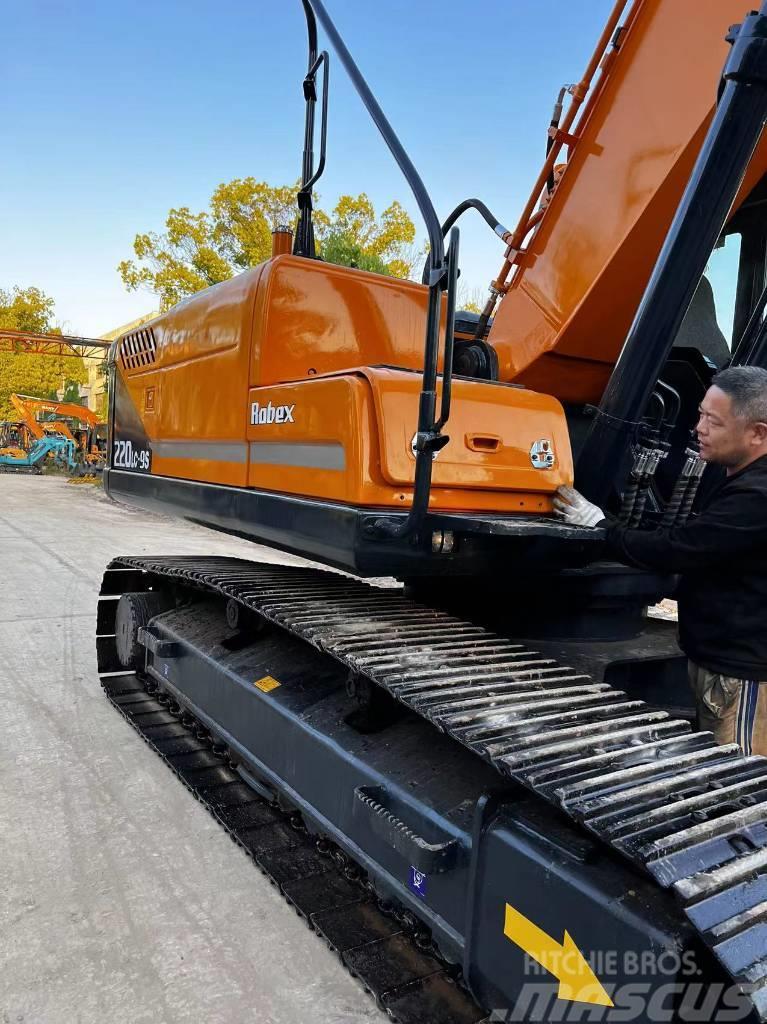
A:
361,368,571,494
246,369,570,513
489,0,767,404
247,375,378,504
149,456,247,487
116,269,263,488
250,255,443,385
146,268,261,370
118,257,444,493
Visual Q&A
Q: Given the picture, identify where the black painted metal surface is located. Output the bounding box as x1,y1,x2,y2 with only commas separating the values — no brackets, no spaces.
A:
103,467,604,579
97,668,486,1024
99,555,767,1018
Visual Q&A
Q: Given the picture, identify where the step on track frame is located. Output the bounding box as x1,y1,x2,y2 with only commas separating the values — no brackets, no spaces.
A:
98,555,767,1021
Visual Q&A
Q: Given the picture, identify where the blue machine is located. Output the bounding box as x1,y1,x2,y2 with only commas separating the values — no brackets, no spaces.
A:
0,435,79,474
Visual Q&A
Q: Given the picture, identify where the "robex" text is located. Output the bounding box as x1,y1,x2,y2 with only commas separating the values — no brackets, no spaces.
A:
250,401,296,425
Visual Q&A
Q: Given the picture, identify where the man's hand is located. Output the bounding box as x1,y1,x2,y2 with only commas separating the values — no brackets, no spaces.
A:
553,485,605,528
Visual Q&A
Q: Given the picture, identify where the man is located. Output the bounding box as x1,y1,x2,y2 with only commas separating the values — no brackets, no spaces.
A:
554,365,767,756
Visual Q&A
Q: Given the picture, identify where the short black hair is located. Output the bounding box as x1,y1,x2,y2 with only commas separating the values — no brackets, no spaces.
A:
712,365,767,423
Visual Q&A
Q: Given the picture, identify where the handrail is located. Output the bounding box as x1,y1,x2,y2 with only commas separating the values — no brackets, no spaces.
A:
298,0,457,541
370,228,459,540
302,51,329,193
435,229,460,432
301,0,445,278
294,1,326,257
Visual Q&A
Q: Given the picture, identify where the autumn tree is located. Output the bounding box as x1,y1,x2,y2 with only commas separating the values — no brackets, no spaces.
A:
119,178,420,310
0,286,87,419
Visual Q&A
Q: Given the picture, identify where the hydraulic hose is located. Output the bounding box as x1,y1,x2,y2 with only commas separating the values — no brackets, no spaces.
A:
421,199,510,285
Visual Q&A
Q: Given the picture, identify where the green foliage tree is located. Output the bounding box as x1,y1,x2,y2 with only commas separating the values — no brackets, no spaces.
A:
0,286,87,419
0,286,57,334
119,178,420,310
61,379,83,404
320,232,389,275
0,355,88,420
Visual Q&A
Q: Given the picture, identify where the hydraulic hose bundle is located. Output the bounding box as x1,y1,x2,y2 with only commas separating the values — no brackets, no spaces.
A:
619,391,671,526
661,443,706,527
618,381,701,529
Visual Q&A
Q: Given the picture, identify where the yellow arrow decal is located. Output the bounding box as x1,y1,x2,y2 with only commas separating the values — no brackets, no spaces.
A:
503,903,613,1008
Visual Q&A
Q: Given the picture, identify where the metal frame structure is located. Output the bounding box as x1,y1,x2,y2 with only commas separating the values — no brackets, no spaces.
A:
0,329,110,361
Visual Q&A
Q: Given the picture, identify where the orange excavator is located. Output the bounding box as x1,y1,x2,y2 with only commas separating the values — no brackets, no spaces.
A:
9,393,106,470
96,2,767,1020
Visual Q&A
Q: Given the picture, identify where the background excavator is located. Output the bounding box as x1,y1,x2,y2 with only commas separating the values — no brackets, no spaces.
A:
7,393,107,470
96,1,767,1020
0,433,79,474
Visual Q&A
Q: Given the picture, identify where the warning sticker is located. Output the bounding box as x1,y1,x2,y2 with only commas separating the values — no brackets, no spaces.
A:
254,675,281,693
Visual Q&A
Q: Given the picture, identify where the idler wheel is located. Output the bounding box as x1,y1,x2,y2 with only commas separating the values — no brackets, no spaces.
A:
115,591,172,670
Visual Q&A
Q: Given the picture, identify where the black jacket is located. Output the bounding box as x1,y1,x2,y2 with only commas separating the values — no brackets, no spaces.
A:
605,455,767,680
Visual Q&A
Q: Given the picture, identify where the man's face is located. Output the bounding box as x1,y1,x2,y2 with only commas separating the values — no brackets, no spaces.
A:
696,385,760,469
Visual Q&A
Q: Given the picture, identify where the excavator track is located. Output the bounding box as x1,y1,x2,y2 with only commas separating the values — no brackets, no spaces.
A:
98,666,487,1023
98,555,767,1021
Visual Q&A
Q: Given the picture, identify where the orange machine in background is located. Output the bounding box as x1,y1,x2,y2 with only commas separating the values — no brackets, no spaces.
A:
11,394,107,469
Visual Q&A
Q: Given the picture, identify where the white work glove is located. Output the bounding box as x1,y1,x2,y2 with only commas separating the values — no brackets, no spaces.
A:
553,485,604,528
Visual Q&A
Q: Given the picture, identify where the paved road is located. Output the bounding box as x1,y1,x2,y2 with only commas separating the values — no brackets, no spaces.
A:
0,476,378,1024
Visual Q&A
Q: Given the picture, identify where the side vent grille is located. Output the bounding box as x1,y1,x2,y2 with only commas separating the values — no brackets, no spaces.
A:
120,327,157,370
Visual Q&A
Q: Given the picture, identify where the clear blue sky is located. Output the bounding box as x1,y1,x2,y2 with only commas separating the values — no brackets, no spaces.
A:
2,0,614,337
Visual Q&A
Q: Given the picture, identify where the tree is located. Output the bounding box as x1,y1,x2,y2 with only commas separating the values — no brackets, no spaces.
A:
119,178,420,310
0,286,57,334
0,286,87,419
61,380,84,404
456,284,486,315
320,232,389,275
0,354,88,420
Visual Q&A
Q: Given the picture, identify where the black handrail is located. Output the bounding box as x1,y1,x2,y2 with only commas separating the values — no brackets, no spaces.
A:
295,1,329,258
298,0,458,541
301,0,445,277
302,51,329,193
435,229,460,432
371,229,459,539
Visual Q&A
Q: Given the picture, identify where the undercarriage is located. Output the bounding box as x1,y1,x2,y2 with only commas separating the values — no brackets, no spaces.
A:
97,556,767,1021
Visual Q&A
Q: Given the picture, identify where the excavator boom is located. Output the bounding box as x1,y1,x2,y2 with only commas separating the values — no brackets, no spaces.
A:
488,0,767,404
11,393,99,429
